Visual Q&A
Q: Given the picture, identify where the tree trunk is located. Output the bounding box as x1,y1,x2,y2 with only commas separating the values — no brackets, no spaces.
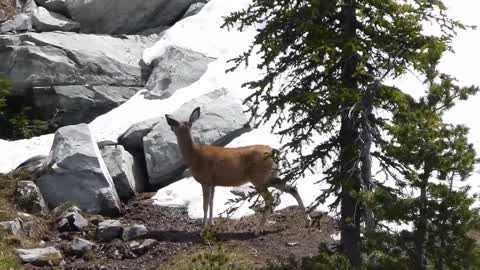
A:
415,162,432,270
361,82,376,235
339,0,361,267
339,116,362,268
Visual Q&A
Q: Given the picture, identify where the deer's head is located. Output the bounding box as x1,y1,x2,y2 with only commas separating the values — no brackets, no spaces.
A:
165,107,201,136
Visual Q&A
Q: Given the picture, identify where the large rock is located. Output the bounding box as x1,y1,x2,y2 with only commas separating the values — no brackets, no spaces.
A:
101,145,147,199
16,181,49,215
0,0,36,33
0,32,157,95
36,0,69,16
31,85,141,128
118,117,163,154
65,0,198,34
32,6,79,32
145,46,215,99
143,89,250,186
36,124,122,215
0,13,32,33
13,154,48,177
182,2,206,19
16,247,64,266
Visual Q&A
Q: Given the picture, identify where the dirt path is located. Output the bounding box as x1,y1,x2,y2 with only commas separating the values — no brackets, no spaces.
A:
26,194,337,270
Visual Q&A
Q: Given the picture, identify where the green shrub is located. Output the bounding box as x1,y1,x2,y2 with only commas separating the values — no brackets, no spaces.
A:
161,243,254,270
0,77,47,140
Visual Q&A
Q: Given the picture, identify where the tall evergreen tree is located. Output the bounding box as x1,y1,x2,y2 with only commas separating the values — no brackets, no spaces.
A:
378,44,479,269
223,0,472,266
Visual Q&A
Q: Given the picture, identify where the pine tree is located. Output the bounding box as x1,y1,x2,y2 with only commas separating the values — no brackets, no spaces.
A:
378,44,479,269
223,0,472,267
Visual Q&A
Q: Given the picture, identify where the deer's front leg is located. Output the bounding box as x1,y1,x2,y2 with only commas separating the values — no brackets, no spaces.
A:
208,185,215,226
201,184,210,228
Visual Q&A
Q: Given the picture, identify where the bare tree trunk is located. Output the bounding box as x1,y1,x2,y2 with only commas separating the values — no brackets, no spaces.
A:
339,0,362,267
361,83,375,235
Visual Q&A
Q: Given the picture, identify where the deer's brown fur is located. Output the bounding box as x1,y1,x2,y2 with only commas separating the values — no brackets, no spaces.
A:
165,107,311,233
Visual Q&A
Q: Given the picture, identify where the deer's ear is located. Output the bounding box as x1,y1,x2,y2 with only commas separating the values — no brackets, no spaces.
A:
165,114,180,127
189,107,201,125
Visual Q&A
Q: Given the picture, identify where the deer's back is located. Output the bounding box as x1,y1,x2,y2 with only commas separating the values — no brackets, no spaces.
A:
190,144,275,187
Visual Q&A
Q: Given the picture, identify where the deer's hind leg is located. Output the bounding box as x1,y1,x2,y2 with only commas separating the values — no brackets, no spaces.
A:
272,180,312,227
255,185,274,235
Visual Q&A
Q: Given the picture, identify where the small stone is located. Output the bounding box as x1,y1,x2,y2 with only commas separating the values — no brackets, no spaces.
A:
0,218,22,235
130,239,158,255
58,212,89,231
16,247,64,266
16,180,49,215
70,238,94,257
286,242,298,247
52,204,81,217
122,224,148,241
97,220,123,242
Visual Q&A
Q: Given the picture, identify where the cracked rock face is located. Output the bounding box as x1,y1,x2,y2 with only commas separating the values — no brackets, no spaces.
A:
32,6,79,32
31,85,141,128
0,32,157,95
65,0,197,34
143,88,251,186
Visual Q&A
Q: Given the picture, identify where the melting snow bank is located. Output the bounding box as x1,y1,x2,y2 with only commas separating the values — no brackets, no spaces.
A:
0,135,54,173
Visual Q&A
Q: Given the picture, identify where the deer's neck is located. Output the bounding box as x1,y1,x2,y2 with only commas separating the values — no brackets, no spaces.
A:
176,130,198,165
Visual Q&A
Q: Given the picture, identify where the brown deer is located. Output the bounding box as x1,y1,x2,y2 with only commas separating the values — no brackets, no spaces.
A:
165,107,312,234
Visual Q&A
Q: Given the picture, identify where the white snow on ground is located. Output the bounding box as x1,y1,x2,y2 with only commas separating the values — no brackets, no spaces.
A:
0,0,479,221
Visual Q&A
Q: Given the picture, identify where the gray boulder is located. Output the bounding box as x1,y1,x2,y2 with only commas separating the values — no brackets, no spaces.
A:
182,2,206,19
36,0,69,16
0,32,157,95
0,214,42,237
16,247,64,266
97,219,123,242
68,238,94,257
118,117,163,154
0,13,32,33
101,145,147,199
31,85,140,128
58,211,89,231
36,124,122,216
122,224,148,241
143,88,250,186
16,181,48,215
65,0,197,34
13,154,48,177
145,46,215,99
0,218,23,236
32,6,79,32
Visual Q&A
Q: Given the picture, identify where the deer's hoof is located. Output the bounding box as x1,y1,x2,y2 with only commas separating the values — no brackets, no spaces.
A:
305,215,313,228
